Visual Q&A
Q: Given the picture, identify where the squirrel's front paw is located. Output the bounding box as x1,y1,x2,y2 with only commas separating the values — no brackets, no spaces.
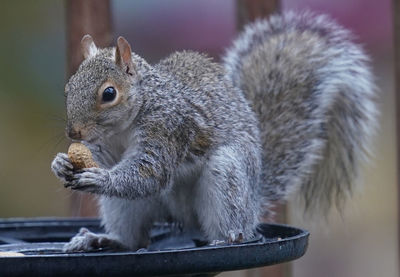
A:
65,167,111,194
51,153,74,182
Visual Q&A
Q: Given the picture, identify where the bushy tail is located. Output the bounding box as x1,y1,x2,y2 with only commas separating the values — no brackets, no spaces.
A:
223,12,378,214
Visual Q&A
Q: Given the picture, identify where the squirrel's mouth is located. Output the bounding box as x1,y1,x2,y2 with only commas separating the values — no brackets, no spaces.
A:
65,122,98,142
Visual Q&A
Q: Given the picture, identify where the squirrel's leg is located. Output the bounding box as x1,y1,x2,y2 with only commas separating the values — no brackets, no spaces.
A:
99,196,160,250
194,145,260,243
63,197,159,252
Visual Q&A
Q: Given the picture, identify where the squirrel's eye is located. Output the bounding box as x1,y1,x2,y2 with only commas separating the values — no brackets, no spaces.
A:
102,86,117,102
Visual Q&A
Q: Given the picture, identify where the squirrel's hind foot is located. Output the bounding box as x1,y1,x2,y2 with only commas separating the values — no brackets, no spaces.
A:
63,227,127,253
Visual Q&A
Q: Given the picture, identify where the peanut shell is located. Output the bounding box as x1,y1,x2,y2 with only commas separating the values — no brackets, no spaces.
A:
68,143,98,169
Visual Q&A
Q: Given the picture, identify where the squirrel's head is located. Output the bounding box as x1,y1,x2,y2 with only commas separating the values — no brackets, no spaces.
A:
65,35,146,142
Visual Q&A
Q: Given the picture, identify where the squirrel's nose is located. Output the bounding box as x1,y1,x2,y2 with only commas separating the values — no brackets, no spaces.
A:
67,126,82,140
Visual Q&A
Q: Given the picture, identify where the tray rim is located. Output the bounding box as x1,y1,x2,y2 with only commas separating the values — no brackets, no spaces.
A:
0,217,309,276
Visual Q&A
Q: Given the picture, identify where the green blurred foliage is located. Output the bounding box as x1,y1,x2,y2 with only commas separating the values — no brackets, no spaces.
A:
0,1,70,217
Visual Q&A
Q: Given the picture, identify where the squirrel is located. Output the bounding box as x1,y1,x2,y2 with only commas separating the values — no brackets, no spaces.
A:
51,11,377,252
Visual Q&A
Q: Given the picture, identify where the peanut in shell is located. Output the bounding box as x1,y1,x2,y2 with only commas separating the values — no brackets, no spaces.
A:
68,143,98,169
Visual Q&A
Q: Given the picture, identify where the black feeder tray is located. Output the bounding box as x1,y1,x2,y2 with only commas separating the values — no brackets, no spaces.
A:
0,218,309,277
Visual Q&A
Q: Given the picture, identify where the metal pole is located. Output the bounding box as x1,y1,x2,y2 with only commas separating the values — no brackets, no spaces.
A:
236,1,286,276
236,0,280,30
65,0,112,216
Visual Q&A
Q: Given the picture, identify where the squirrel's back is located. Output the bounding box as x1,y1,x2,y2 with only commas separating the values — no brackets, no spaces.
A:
223,12,378,214
154,50,260,147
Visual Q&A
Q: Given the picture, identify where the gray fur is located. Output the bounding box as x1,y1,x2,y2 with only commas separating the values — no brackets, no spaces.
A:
223,11,377,215
51,12,377,251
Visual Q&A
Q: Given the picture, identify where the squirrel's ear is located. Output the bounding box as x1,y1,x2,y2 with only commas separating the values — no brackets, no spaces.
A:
81,34,98,59
115,36,136,76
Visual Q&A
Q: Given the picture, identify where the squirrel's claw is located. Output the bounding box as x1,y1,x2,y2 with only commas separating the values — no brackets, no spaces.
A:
227,230,244,244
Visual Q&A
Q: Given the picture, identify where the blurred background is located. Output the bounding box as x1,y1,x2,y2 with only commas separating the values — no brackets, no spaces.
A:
0,0,396,276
